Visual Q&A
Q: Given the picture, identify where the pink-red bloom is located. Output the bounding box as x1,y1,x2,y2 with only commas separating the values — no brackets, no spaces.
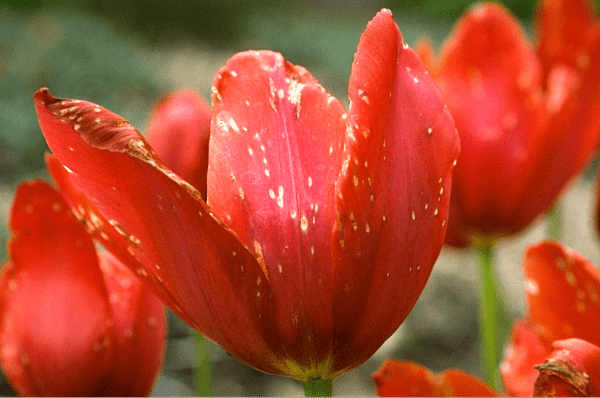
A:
0,180,166,396
33,9,459,381
501,241,600,396
419,0,600,246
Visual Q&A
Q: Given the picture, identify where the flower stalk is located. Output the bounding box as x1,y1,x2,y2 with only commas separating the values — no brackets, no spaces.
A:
194,332,212,396
476,241,501,391
546,203,562,240
302,378,332,397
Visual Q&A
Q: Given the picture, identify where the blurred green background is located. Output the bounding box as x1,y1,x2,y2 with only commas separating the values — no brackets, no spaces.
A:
0,0,581,396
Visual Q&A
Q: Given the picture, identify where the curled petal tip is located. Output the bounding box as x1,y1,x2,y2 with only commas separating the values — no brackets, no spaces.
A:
34,87,58,106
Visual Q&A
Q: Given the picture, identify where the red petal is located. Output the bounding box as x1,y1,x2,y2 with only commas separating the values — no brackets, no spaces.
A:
99,252,166,396
331,9,459,373
524,241,600,347
145,89,211,199
207,51,346,371
438,3,546,240
35,88,288,376
500,319,552,397
0,181,114,396
519,37,600,227
597,171,600,237
45,153,195,327
533,338,600,396
536,0,600,75
372,360,499,397
415,36,439,77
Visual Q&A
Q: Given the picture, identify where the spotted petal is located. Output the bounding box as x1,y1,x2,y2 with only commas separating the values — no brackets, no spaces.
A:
207,51,346,374
98,251,166,396
372,360,499,397
46,153,193,326
331,9,459,373
524,241,600,348
0,181,114,396
35,89,287,375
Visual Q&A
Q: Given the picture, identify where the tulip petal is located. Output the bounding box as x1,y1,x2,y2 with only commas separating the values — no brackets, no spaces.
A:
517,37,600,227
46,153,197,328
500,319,552,397
373,360,499,397
438,3,546,240
35,89,287,375
99,252,166,396
524,241,600,348
331,9,459,373
536,0,600,75
0,181,114,396
207,51,346,374
145,89,211,199
534,338,600,397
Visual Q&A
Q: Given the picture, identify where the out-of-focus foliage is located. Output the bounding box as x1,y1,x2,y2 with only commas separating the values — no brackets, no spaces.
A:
0,5,164,184
0,4,166,282
0,0,549,187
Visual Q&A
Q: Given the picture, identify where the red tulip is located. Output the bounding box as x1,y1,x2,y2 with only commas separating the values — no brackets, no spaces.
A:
419,0,600,245
372,359,499,397
500,241,600,396
33,8,459,381
533,338,600,397
0,180,166,396
145,89,211,199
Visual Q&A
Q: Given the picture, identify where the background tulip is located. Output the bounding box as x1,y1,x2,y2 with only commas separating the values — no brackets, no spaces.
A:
33,8,459,394
419,0,600,244
415,0,600,387
145,89,212,199
0,180,166,397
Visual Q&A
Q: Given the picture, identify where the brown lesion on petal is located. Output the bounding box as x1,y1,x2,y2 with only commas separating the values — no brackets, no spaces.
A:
534,358,590,396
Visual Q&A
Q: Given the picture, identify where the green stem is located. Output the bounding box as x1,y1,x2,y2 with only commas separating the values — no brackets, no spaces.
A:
476,242,501,391
302,378,333,397
546,203,562,240
194,332,212,396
